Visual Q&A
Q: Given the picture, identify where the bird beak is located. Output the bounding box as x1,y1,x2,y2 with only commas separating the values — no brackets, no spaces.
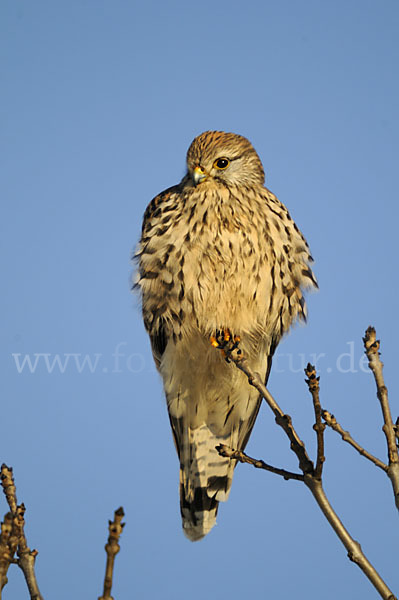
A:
192,166,208,185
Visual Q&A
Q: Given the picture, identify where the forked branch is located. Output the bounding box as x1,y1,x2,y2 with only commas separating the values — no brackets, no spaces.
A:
217,444,304,481
214,335,397,600
0,465,43,600
226,352,314,476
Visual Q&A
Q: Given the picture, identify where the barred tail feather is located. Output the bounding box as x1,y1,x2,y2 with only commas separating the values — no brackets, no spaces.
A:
165,344,272,541
180,484,219,541
179,424,236,541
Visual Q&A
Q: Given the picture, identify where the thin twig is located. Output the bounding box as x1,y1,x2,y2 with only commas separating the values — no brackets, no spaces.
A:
322,410,388,471
0,467,16,515
305,475,396,600
0,465,43,600
0,513,13,597
14,505,42,600
216,444,304,481
305,363,325,479
363,327,399,510
214,341,397,600
99,507,125,600
224,348,314,476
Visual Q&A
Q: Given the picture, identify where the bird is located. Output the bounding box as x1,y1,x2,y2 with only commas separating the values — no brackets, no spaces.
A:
135,131,317,541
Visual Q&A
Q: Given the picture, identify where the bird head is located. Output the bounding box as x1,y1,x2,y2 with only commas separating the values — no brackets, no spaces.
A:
186,131,265,187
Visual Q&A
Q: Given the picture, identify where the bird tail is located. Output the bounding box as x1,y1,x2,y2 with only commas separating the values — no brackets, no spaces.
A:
178,424,235,541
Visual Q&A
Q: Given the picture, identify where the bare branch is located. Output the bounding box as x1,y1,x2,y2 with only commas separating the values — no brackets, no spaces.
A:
322,410,388,471
99,507,125,600
0,465,44,600
0,466,17,515
305,476,396,600
305,363,325,479
223,347,314,476
0,513,13,596
216,444,304,481
363,327,399,510
14,505,43,600
213,340,397,600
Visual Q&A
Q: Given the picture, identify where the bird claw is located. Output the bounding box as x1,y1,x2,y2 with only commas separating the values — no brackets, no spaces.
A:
210,330,241,362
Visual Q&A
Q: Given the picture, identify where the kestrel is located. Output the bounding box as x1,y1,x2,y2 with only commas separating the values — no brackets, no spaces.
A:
135,131,316,541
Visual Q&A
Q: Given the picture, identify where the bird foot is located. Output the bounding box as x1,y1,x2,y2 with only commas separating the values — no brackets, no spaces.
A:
210,330,241,362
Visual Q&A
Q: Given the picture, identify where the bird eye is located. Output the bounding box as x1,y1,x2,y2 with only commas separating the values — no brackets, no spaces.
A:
214,158,230,170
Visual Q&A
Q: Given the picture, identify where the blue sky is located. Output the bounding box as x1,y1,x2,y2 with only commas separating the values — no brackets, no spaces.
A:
1,1,398,598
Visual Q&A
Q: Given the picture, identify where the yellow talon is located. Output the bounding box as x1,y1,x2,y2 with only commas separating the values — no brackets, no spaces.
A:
210,337,219,348
223,330,231,341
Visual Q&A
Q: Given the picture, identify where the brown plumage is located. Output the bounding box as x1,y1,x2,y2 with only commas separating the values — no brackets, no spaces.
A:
135,131,316,540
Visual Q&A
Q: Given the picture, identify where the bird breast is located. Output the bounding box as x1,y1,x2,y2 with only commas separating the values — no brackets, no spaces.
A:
138,183,312,348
